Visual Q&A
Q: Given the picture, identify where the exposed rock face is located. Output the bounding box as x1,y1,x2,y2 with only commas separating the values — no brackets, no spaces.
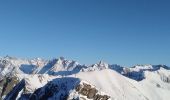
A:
75,82,110,100
1,76,110,100
0,77,20,99
29,77,80,100
4,79,25,100
160,73,170,83
87,88,98,99
29,82,59,100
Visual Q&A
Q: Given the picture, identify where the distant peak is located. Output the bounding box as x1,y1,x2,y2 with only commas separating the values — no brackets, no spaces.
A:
98,60,108,66
34,57,43,61
99,60,106,64
90,60,109,70
59,56,65,60
4,55,17,60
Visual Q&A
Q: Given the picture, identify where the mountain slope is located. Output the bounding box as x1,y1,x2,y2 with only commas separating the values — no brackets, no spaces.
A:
0,56,170,100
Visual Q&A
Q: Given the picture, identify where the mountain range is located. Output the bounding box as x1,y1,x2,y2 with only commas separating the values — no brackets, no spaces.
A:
0,56,170,100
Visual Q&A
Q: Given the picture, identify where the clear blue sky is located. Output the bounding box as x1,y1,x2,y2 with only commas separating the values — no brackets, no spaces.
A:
0,0,170,66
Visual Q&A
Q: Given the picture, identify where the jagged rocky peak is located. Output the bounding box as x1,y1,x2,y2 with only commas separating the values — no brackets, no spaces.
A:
1,56,21,65
0,58,10,66
41,57,80,74
58,56,65,61
98,60,109,68
4,55,17,60
0,56,17,66
34,57,43,61
51,57,77,65
55,57,65,64
56,57,79,68
90,61,109,70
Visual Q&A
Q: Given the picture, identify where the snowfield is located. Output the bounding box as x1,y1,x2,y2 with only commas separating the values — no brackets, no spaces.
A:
73,69,170,100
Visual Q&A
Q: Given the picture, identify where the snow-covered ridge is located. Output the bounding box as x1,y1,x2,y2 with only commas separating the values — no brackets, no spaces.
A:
0,56,169,81
0,56,170,100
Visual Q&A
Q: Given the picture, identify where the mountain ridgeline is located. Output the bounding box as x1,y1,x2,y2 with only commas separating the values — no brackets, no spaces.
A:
0,56,170,100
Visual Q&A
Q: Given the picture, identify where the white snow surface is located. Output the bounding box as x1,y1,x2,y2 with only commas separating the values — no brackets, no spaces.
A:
71,69,170,100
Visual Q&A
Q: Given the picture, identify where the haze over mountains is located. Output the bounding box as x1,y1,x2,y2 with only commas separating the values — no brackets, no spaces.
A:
0,56,170,100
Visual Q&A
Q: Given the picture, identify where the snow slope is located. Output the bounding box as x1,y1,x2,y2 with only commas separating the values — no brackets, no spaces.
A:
70,68,170,100
74,69,148,100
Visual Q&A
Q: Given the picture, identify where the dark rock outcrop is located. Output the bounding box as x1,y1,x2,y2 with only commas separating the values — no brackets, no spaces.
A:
0,77,20,99
75,82,110,100
4,79,25,100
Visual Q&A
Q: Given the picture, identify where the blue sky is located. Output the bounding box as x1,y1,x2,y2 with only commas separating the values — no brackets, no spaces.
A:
0,0,170,66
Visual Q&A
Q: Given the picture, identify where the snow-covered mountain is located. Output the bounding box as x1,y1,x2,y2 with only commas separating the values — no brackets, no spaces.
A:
0,56,170,100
